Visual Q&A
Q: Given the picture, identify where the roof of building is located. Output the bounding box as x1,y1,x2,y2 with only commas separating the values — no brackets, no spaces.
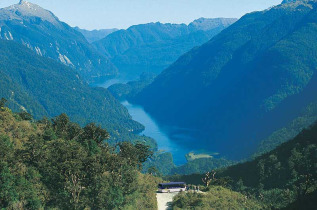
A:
159,182,185,186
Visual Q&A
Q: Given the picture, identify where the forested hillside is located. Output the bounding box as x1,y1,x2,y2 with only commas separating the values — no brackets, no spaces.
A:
93,18,236,78
134,0,317,159
0,1,117,81
0,104,159,209
170,120,317,209
0,39,157,147
108,72,157,101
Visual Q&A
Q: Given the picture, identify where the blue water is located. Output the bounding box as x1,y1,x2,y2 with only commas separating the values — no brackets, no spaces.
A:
121,100,192,165
92,75,135,88
95,76,198,165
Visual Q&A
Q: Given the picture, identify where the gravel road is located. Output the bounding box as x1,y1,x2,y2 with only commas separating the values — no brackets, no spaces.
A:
156,192,178,210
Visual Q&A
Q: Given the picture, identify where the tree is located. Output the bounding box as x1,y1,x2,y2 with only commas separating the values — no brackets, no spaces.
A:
52,113,70,138
0,98,7,110
119,142,153,169
18,111,33,121
81,123,110,144
147,166,161,177
202,170,217,187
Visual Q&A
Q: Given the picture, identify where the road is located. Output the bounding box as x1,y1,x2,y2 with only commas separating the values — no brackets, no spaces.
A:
156,192,178,210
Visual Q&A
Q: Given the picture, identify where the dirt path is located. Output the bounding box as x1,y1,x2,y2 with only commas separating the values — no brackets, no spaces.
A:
156,192,178,210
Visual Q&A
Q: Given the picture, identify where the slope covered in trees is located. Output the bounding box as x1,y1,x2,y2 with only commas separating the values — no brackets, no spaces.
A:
93,18,236,78
169,120,317,209
134,0,317,159
0,1,117,82
108,72,157,101
0,39,157,147
0,104,159,209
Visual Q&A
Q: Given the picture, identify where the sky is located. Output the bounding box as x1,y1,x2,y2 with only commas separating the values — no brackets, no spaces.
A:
0,0,282,30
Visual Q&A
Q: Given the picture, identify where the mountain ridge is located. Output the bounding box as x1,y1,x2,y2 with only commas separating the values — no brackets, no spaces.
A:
0,39,149,147
74,27,118,43
0,1,117,82
93,18,237,78
133,1,317,159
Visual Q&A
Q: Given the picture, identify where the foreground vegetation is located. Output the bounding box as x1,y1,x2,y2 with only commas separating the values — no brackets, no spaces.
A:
173,186,263,209
0,100,159,209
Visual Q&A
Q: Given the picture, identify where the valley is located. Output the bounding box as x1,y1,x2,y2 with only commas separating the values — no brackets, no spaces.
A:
96,78,203,165
0,0,316,209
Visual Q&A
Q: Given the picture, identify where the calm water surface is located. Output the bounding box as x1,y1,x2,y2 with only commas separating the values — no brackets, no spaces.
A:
121,100,193,165
96,77,199,165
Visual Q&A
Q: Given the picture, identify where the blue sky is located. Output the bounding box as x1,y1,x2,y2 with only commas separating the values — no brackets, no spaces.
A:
0,0,282,30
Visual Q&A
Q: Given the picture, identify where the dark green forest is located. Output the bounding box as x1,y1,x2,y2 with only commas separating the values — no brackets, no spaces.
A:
134,0,317,160
169,121,317,209
0,101,160,209
108,72,157,101
0,39,156,150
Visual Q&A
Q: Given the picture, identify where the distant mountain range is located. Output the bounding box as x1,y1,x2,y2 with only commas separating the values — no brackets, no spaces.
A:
133,0,317,159
0,1,117,82
74,27,118,43
93,18,237,79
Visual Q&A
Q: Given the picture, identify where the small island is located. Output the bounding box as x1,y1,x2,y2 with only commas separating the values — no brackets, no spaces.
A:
185,152,219,161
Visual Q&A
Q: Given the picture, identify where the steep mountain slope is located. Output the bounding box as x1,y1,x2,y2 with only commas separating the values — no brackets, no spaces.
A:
217,121,317,194
134,0,317,159
0,39,144,143
0,1,117,81
93,18,236,78
170,120,317,209
74,27,118,43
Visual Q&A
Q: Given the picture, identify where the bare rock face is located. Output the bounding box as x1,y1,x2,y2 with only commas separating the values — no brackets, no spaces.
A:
4,0,60,26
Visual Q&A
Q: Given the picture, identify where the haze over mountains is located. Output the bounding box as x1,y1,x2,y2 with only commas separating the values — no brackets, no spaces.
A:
0,0,117,82
74,27,118,43
93,18,237,78
134,0,317,159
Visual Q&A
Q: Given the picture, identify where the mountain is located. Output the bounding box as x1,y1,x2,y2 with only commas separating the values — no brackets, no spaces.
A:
0,1,117,82
217,121,317,203
74,27,118,43
93,18,236,79
0,39,150,146
133,0,317,159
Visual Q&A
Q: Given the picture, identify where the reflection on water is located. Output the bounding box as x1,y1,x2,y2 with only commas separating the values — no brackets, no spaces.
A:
95,76,203,165
122,100,192,165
